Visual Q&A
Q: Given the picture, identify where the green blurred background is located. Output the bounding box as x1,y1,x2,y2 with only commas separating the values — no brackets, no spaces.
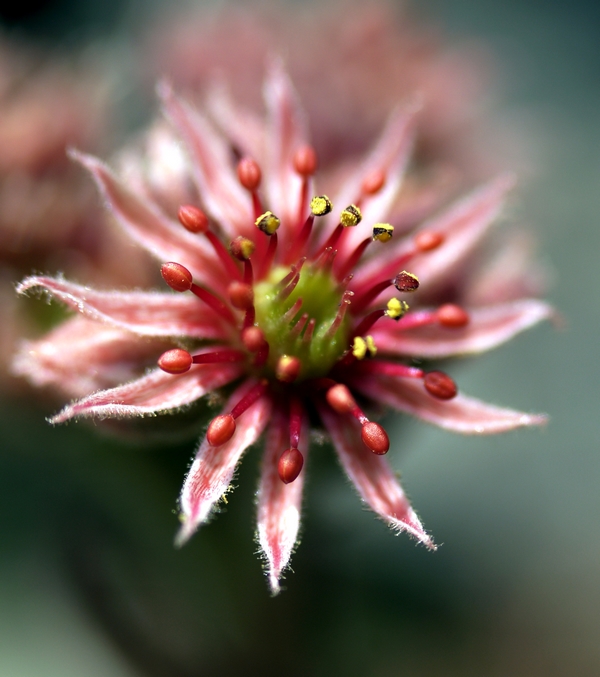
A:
1,1,598,675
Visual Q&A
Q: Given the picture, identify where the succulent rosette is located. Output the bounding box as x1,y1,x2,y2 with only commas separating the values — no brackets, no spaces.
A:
14,63,550,594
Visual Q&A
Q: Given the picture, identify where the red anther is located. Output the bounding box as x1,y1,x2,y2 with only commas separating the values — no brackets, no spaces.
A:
241,326,266,353
278,448,304,484
230,236,256,261
158,348,192,374
361,169,386,196
326,383,357,415
161,262,193,292
228,281,254,310
394,270,420,293
276,355,301,383
437,304,470,328
237,157,262,190
293,145,318,176
415,231,444,252
207,414,236,446
361,421,390,455
178,205,209,233
424,371,458,400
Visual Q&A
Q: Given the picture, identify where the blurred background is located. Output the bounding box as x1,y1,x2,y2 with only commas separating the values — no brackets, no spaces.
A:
0,0,598,675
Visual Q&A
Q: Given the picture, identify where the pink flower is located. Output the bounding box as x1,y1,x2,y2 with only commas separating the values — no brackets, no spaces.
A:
15,64,550,594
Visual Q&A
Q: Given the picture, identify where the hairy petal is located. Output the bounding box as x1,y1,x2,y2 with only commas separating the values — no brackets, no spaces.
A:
71,150,221,287
13,316,170,398
256,405,308,595
371,299,554,358
263,60,311,227
51,361,243,423
17,275,228,339
354,373,548,434
158,81,250,237
177,383,272,545
319,405,434,548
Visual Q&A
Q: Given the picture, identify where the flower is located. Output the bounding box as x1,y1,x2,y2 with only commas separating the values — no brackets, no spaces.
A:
14,63,551,594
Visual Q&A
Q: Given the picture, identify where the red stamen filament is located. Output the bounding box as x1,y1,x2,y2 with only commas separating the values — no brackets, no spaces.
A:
192,349,246,365
190,283,236,324
230,380,269,419
204,230,242,281
336,237,371,281
318,223,345,256
258,232,278,280
352,308,386,338
286,215,314,264
352,278,393,315
289,396,302,449
357,361,424,379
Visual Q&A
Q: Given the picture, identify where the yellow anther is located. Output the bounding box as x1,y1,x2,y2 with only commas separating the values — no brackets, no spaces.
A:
386,298,409,320
255,211,281,235
340,204,362,228
372,223,394,243
310,195,333,216
352,336,367,360
352,335,377,360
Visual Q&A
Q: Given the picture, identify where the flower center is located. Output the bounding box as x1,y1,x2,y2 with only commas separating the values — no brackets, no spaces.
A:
253,264,351,380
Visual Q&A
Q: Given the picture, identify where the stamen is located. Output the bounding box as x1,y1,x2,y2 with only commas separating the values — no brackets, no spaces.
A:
351,335,377,359
325,383,389,454
310,195,333,217
360,169,386,198
361,422,390,455
158,348,246,374
259,232,278,279
289,396,303,449
230,379,269,419
178,205,209,233
255,211,281,236
227,282,254,310
372,223,394,243
161,262,193,292
286,215,314,263
293,145,318,229
241,326,267,353
437,304,470,328
230,236,256,261
190,283,236,323
415,230,444,252
276,355,301,383
318,205,362,257
424,371,458,400
353,308,386,338
207,414,236,446
358,361,424,379
158,348,193,374
237,157,264,219
394,271,420,292
178,206,241,281
278,447,304,484
335,237,371,281
386,298,409,320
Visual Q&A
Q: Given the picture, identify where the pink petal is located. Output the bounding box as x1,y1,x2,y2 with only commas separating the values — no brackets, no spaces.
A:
256,406,308,595
331,103,418,256
263,60,311,228
205,80,265,162
319,405,434,548
371,299,554,358
13,316,170,398
353,373,548,434
17,275,229,339
51,361,243,423
410,173,516,289
158,81,251,237
71,150,222,288
176,383,272,545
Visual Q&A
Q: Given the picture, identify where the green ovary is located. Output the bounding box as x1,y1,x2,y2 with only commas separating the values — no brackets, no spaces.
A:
254,265,350,380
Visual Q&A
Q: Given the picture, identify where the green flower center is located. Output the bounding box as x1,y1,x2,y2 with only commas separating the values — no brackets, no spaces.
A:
254,265,351,380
